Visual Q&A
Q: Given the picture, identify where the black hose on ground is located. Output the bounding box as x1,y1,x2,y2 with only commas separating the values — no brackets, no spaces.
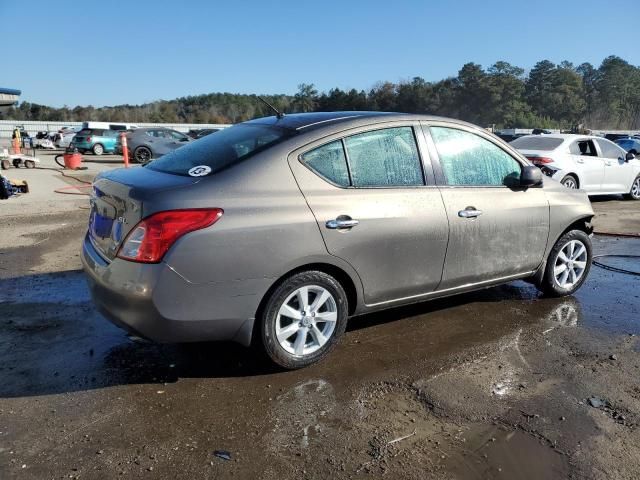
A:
592,255,640,277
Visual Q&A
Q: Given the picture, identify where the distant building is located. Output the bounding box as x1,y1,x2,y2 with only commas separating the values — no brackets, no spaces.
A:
0,88,21,108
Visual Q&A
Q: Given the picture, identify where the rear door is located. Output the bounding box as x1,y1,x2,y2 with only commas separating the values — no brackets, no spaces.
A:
424,122,550,290
288,123,449,306
568,139,604,192
595,138,632,193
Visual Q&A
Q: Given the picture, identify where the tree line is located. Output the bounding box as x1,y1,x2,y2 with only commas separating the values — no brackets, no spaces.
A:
3,56,639,130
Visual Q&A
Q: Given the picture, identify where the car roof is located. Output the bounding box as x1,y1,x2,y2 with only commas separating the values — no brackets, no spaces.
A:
244,111,479,133
518,133,605,142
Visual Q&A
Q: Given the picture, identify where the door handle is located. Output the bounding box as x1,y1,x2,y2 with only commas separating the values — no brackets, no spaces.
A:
576,158,585,163
326,216,359,229
458,207,483,218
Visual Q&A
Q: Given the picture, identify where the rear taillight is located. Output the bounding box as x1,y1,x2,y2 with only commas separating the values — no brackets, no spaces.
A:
526,156,553,165
117,208,223,263
86,136,91,143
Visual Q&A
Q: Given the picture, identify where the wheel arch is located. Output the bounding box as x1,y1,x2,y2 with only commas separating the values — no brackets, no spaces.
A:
240,262,361,348
530,215,594,286
561,172,580,188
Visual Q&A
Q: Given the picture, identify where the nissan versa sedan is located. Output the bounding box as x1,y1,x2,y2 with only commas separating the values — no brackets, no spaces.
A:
82,112,595,369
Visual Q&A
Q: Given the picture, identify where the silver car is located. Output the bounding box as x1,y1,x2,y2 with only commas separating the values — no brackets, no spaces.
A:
82,112,594,369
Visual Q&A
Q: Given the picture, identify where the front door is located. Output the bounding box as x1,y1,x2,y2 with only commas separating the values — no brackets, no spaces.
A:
595,138,633,193
425,123,550,290
288,124,449,306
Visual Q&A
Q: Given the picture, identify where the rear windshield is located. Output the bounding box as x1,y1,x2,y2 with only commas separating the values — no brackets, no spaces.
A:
510,136,564,151
147,124,293,176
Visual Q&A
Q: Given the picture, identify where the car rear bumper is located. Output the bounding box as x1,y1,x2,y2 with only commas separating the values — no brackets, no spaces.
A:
81,234,266,346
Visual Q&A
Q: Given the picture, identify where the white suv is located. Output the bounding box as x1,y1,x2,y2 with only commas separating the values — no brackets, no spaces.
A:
511,134,640,199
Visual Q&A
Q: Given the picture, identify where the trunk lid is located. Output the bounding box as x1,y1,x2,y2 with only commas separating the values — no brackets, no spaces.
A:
88,166,201,260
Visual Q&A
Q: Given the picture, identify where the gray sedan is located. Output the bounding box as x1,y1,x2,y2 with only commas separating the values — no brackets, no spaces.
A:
82,112,594,369
125,127,191,164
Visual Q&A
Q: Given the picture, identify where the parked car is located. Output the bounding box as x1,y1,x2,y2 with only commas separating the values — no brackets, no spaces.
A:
121,127,191,164
495,132,527,143
188,128,220,139
71,128,119,155
83,112,595,369
55,127,81,148
605,133,631,143
511,134,640,199
616,137,640,156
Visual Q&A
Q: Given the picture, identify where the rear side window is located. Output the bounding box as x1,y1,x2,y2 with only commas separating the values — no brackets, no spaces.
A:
147,124,292,176
345,127,423,187
510,136,564,151
595,138,625,159
569,139,597,156
301,140,350,187
431,127,521,187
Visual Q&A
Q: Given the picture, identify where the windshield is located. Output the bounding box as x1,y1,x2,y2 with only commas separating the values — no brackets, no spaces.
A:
510,136,564,151
147,124,293,176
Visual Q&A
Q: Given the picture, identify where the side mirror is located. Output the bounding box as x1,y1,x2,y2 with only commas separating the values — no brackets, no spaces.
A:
625,151,635,162
520,165,543,187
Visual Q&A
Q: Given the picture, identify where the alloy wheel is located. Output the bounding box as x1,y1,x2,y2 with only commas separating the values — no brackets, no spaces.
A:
562,177,577,189
632,177,640,199
135,147,152,164
553,239,588,289
275,285,338,356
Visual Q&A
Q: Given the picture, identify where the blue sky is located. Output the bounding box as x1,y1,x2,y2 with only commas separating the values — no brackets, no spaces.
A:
2,0,637,107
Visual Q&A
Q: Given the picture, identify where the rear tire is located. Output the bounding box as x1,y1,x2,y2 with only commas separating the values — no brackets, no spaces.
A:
260,271,348,369
623,176,640,200
24,160,35,169
134,146,152,164
561,175,578,189
539,230,592,297
92,144,104,155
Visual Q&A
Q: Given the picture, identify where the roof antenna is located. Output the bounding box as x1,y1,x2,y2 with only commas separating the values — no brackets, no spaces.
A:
257,96,285,119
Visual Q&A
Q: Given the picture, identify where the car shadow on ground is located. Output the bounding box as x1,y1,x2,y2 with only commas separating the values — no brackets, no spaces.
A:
0,269,571,399
589,194,625,202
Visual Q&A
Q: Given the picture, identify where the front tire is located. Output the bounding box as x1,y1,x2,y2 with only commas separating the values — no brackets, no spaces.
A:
623,176,640,201
260,271,348,369
92,144,104,155
540,230,592,297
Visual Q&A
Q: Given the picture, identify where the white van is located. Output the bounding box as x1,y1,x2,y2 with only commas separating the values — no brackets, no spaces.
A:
82,121,138,131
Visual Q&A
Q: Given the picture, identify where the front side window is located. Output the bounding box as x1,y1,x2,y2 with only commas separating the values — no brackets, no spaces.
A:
344,127,423,187
431,127,521,186
169,130,187,141
301,140,350,187
595,138,625,159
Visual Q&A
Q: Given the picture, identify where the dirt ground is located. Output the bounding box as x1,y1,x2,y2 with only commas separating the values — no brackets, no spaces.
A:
1,172,640,479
